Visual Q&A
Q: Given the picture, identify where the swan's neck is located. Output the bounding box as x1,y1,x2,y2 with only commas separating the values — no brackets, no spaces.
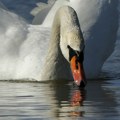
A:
41,6,80,80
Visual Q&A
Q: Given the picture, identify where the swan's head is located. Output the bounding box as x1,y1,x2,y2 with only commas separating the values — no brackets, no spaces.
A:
60,30,86,87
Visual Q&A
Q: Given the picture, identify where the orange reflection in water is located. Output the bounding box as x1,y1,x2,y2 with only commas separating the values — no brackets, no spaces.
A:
70,89,86,117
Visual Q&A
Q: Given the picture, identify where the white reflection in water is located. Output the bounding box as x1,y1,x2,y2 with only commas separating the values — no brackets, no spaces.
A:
0,79,119,120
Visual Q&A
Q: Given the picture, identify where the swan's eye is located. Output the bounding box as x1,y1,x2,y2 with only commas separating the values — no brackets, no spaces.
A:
67,45,84,62
67,45,70,49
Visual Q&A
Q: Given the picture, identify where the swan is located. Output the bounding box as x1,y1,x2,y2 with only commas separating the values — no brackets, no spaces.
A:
0,5,86,87
33,0,118,78
0,0,118,85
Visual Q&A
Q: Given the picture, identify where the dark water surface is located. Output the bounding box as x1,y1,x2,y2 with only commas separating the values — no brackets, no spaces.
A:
0,79,119,120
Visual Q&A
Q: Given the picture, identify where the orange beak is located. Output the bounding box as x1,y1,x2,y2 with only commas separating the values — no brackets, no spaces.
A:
70,55,86,87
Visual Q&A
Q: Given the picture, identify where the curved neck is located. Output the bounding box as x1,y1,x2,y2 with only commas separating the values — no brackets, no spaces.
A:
41,6,80,80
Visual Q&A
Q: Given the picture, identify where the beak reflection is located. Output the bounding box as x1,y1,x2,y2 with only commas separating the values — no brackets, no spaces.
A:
70,89,86,117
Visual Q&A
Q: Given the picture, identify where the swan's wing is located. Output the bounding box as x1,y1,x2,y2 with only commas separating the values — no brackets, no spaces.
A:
0,5,28,80
32,6,52,25
33,0,70,26
15,25,50,80
0,5,51,80
32,0,57,25
31,2,50,16
0,1,7,10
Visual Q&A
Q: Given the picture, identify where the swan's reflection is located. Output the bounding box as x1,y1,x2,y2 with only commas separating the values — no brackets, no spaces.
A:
51,81,86,119
70,89,86,117
51,79,119,120
0,79,119,120
70,89,85,106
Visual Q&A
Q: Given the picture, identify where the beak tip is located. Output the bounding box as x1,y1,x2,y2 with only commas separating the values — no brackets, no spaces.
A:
75,80,80,86
74,79,87,88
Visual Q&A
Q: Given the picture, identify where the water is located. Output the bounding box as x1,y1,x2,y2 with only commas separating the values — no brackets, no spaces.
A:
0,79,119,120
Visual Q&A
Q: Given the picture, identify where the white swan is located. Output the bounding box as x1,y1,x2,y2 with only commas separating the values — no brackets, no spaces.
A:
33,0,118,78
0,0,118,84
0,5,86,86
